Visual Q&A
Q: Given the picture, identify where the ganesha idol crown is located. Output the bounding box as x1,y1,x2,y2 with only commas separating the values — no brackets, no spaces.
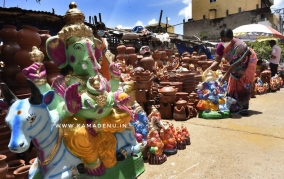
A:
58,2,94,42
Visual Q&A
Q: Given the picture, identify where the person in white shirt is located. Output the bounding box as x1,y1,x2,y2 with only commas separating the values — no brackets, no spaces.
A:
269,40,282,77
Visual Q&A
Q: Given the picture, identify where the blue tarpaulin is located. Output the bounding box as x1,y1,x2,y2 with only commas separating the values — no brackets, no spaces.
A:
175,43,214,59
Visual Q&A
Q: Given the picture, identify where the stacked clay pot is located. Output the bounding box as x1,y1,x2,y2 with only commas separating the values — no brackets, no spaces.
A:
14,25,41,98
116,43,128,63
157,85,177,119
181,55,191,69
134,68,153,111
0,25,21,93
13,165,31,179
39,30,61,86
6,159,25,179
169,82,183,92
0,155,8,179
125,46,137,68
176,71,196,93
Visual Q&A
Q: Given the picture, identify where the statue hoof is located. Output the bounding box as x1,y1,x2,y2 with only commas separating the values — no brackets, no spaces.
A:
116,152,126,161
77,163,86,174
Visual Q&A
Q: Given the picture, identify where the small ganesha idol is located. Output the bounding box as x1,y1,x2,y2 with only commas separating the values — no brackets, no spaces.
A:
159,122,177,155
147,128,167,165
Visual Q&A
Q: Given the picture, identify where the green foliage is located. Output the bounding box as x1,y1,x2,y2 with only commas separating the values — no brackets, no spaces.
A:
246,41,284,61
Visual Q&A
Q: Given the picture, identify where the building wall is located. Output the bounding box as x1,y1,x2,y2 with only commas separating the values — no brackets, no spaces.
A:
184,10,263,40
192,0,261,20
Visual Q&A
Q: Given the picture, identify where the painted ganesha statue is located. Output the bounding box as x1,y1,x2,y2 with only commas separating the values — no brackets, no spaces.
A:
2,2,145,179
196,69,233,119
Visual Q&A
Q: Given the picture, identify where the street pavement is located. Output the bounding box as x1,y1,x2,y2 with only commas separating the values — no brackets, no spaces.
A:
138,89,284,179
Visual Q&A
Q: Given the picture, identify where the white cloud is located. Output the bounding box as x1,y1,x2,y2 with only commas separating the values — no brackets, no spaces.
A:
271,0,283,8
116,24,133,29
135,20,144,26
148,18,157,25
179,0,192,20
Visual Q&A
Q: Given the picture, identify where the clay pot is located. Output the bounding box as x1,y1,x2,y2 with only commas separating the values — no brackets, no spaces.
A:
0,25,21,93
125,46,135,54
6,159,25,179
29,158,36,165
169,82,183,92
135,75,152,81
134,70,151,76
127,54,137,67
0,155,8,179
140,55,154,72
158,85,177,96
15,25,40,47
116,43,126,54
0,111,7,125
173,106,187,121
175,92,189,101
175,98,188,109
135,81,152,90
152,50,163,68
158,93,176,103
158,103,173,119
13,165,31,179
43,61,61,86
38,30,50,61
159,50,167,60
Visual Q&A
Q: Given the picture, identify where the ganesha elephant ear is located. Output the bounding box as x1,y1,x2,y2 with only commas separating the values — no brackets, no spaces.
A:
46,35,68,68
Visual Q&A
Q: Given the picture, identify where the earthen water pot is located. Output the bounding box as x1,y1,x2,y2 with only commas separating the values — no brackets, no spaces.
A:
116,43,126,54
125,46,135,54
158,85,177,96
127,53,138,67
135,70,151,77
159,50,167,60
181,56,191,64
173,106,187,121
152,50,163,68
140,55,154,72
0,155,8,179
158,93,176,104
175,92,189,101
13,165,31,179
165,48,173,57
6,159,25,179
175,98,188,109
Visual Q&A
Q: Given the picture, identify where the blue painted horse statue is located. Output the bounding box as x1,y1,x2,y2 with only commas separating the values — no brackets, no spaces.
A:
0,79,82,179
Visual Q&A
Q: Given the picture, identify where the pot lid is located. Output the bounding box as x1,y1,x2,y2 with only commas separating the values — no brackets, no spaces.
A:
158,85,176,92
176,98,187,104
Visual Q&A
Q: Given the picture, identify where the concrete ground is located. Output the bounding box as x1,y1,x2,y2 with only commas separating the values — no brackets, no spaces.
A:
138,89,284,179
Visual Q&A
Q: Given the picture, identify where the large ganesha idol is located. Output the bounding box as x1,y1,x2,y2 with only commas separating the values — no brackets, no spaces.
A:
7,2,144,179
196,69,235,119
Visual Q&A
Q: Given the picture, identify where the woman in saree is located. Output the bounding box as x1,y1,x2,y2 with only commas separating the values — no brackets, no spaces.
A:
206,28,257,115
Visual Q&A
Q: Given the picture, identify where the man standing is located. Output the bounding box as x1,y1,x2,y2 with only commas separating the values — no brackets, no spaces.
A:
269,40,282,77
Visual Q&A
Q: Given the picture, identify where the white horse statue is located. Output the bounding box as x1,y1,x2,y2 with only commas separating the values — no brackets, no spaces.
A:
1,80,82,179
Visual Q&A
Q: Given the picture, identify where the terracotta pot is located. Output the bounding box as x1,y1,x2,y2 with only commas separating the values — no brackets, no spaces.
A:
135,81,152,90
173,106,187,121
38,30,51,61
0,155,8,179
152,50,163,68
159,50,167,60
175,92,189,101
158,85,177,96
13,165,31,179
175,98,187,108
0,111,7,125
134,70,151,76
158,103,172,119
0,25,21,93
135,75,152,81
127,54,137,67
15,25,40,47
140,55,154,72
135,90,148,102
165,48,173,57
116,53,128,62
116,43,126,54
158,93,176,103
182,56,191,64
6,159,25,179
43,61,61,86
29,158,36,165
125,46,135,54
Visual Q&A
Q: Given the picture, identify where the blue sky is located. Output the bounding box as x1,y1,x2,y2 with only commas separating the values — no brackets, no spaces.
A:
4,0,284,35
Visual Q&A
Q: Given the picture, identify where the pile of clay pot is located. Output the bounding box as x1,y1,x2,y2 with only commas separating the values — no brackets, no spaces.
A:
252,63,283,97
0,25,60,179
155,83,199,121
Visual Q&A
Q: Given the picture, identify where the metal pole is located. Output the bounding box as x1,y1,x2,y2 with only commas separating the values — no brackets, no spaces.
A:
3,0,5,8
166,17,168,33
94,16,97,24
99,13,102,22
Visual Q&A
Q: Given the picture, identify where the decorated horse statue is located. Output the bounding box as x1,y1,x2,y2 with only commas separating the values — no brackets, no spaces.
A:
1,79,144,178
21,2,144,177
